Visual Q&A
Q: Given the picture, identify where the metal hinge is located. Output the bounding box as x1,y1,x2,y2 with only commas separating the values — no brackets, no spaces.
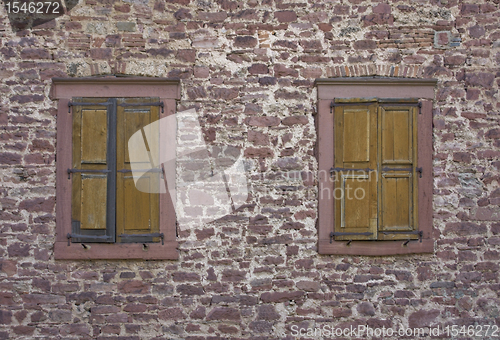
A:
330,167,374,177
329,100,375,113
68,101,113,113
67,168,111,179
118,233,164,245
118,101,164,113
416,167,422,178
329,231,373,243
67,233,112,246
116,168,163,173
68,101,164,113
382,230,423,243
381,167,422,178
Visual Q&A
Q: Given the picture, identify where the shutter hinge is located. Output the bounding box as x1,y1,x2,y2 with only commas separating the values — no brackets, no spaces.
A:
118,101,164,113
416,167,422,178
67,168,111,179
118,233,164,245
67,233,112,245
68,101,113,113
329,232,373,243
418,102,422,114
330,100,334,113
330,167,374,177
382,230,423,243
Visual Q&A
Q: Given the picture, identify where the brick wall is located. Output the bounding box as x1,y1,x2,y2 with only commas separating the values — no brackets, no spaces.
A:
0,0,499,338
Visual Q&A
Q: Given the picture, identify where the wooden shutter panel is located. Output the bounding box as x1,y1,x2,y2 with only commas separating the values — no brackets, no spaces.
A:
116,98,160,243
378,104,418,240
333,100,378,240
71,98,116,243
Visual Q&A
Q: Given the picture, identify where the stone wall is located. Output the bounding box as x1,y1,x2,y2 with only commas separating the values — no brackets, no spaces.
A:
0,0,499,338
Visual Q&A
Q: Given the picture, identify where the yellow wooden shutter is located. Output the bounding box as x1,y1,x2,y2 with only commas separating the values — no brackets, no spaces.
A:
116,98,160,243
333,100,378,240
378,104,418,240
71,98,113,242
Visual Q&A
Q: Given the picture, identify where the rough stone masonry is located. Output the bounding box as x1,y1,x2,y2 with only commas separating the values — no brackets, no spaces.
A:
0,0,499,338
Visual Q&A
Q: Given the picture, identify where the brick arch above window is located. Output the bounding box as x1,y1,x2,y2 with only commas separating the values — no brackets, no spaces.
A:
326,64,426,79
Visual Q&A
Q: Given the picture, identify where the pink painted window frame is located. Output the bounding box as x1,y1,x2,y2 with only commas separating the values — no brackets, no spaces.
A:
315,77,437,256
50,77,180,260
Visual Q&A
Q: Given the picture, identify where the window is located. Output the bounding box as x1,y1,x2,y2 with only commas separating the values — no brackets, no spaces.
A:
51,77,180,260
315,78,436,255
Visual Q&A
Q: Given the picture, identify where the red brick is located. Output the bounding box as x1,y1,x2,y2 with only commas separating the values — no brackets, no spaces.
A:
174,8,192,20
286,245,299,256
444,55,466,66
296,281,320,292
362,13,394,26
357,302,376,316
206,307,241,321
486,128,500,139
0,293,14,306
30,139,54,152
444,222,487,236
195,228,214,240
282,116,308,126
176,49,196,62
373,3,391,14
197,12,227,22
176,284,204,295
248,63,269,74
245,116,280,127
318,23,332,32
221,269,246,282
460,4,479,15
22,294,65,305
248,130,269,145
90,48,112,59
124,304,147,313
211,87,239,100
409,309,440,328
453,152,472,163
159,307,186,320
260,291,304,303
20,48,50,59
13,326,34,335
465,73,495,88
7,243,30,257
117,281,150,294
469,25,485,38
60,324,90,337
273,40,298,51
10,95,44,104
234,36,257,48
19,197,54,212
274,11,297,23
274,64,298,77
172,272,201,282
190,306,205,319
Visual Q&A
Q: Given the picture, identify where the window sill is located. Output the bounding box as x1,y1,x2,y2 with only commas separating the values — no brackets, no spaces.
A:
318,239,434,256
54,241,178,260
